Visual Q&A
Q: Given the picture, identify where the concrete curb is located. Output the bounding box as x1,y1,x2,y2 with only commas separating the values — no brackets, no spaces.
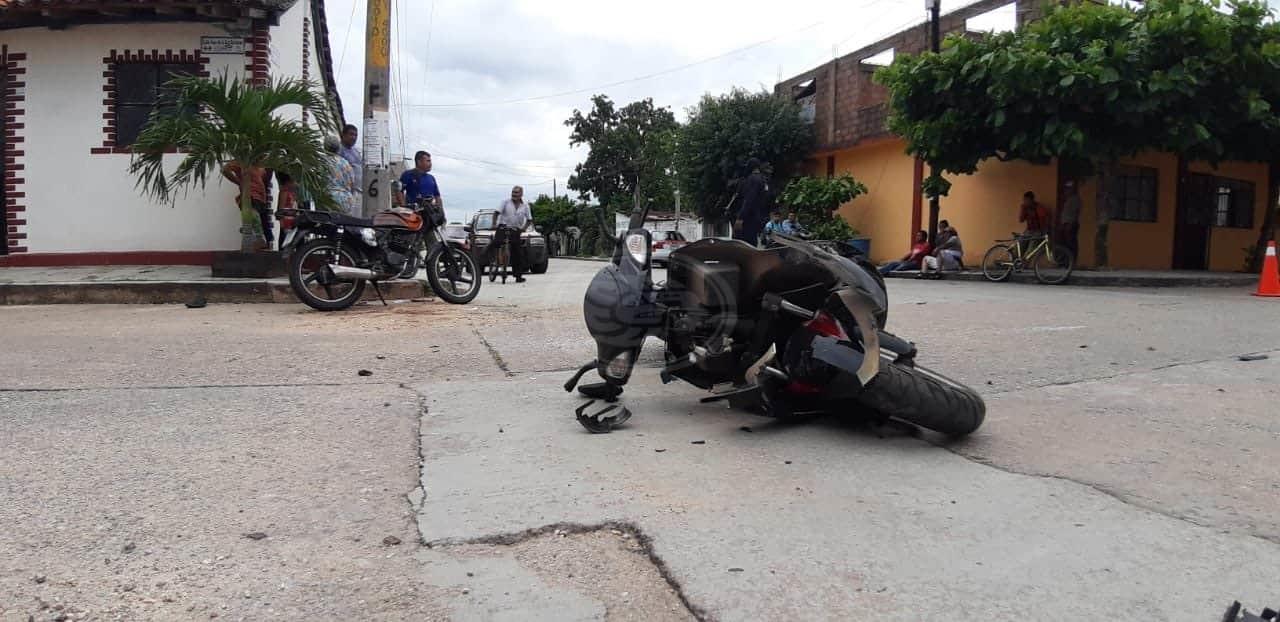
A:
0,279,431,305
552,256,610,263
883,270,1256,288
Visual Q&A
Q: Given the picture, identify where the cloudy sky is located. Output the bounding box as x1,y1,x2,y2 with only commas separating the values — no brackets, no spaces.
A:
322,0,1014,222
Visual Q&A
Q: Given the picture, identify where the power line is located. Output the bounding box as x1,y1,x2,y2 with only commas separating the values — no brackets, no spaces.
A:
335,0,359,79
419,0,437,99
402,18,828,108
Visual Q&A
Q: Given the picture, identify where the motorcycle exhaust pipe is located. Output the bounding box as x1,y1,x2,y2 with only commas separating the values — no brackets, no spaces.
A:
329,265,376,281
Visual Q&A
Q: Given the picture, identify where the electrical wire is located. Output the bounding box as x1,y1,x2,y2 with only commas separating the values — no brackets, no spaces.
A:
335,0,359,79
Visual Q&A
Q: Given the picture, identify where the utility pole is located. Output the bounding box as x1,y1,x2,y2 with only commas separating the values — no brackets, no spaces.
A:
926,0,942,244
674,189,681,237
361,0,392,217
553,178,557,201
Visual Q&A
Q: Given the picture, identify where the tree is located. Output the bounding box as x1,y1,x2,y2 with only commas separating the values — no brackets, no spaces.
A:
778,174,867,241
565,95,679,213
876,0,1280,268
129,73,337,251
675,89,813,222
530,194,579,235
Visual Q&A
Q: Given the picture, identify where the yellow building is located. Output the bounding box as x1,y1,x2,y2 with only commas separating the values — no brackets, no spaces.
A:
778,0,1272,272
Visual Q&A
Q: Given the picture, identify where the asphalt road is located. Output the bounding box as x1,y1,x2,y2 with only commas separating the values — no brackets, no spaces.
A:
1,258,1277,621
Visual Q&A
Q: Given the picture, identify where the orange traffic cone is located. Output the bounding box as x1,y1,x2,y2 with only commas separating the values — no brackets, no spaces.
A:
1254,241,1280,297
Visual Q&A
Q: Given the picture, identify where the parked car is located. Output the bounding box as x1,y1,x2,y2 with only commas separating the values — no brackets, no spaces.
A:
468,210,550,274
651,230,688,267
444,223,470,252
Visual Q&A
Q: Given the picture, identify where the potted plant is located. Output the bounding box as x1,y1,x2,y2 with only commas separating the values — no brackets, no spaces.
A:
129,73,338,275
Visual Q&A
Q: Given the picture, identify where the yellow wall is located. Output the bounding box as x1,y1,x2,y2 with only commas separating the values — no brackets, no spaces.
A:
823,141,1269,271
1187,160,1269,272
1075,152,1179,270
945,158,1058,267
830,139,917,264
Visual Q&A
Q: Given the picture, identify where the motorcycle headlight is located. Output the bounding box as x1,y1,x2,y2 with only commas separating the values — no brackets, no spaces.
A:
625,233,649,266
605,350,632,379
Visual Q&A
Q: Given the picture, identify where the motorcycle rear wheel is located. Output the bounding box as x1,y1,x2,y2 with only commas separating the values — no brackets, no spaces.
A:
288,238,366,311
855,360,986,436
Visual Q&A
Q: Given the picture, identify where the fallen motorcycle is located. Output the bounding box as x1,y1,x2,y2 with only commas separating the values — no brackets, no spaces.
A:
278,196,480,311
564,204,985,435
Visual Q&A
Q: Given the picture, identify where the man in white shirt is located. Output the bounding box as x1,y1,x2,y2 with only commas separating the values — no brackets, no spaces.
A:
488,185,533,282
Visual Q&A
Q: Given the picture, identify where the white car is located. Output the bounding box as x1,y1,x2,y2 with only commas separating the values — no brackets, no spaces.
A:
651,231,688,267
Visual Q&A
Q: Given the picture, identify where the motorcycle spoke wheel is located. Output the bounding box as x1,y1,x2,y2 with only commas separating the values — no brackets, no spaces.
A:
297,244,359,304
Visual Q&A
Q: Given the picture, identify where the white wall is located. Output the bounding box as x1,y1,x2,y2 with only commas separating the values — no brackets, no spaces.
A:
7,23,253,254
6,10,328,256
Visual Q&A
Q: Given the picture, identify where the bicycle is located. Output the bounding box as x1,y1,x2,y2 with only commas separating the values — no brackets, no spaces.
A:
488,226,512,283
981,232,1075,285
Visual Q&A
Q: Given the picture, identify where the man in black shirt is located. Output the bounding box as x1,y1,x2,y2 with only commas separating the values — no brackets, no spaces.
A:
733,158,770,245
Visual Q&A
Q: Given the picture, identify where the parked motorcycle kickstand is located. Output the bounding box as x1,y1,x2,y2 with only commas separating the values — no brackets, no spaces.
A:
370,280,388,306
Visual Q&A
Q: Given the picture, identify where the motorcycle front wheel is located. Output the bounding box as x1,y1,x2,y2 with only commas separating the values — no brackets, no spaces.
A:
855,360,986,436
288,238,366,311
426,244,481,304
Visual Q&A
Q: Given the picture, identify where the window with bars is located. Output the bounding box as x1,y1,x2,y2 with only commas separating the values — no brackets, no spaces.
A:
1100,165,1159,222
114,63,199,148
1212,178,1255,229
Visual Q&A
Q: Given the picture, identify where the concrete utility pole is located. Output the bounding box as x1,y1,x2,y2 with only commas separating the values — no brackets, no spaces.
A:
926,0,942,244
361,0,392,217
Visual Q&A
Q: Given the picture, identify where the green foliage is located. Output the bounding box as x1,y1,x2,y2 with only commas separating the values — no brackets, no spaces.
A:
875,0,1280,264
808,217,859,242
529,194,578,235
921,174,951,199
565,95,679,212
128,72,338,243
674,89,814,221
777,174,866,241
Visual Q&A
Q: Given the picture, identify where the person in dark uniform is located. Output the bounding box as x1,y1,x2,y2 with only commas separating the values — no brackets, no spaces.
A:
733,158,770,246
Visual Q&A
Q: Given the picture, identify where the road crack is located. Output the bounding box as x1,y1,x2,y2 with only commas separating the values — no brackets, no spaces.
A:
984,347,1280,397
472,327,514,377
426,521,711,621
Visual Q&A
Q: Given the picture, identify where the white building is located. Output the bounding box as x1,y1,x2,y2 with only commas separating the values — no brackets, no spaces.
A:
0,0,343,266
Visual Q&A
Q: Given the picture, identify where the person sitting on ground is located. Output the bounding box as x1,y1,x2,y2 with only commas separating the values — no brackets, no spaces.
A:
761,210,785,245
782,210,803,236
920,220,964,278
879,230,932,275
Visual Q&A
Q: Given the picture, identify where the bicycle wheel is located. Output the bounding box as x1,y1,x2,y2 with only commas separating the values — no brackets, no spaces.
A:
1033,245,1075,285
982,244,1016,282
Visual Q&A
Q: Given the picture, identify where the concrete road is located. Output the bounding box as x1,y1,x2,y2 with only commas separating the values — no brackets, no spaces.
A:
1,258,1277,620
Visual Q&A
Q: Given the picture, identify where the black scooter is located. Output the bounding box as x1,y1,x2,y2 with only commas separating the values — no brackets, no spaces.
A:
564,204,985,435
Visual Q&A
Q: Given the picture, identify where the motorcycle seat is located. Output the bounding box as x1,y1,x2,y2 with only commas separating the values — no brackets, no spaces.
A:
327,213,376,228
670,238,833,311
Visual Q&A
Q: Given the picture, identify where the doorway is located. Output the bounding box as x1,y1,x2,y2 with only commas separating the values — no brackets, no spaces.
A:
1174,173,1215,270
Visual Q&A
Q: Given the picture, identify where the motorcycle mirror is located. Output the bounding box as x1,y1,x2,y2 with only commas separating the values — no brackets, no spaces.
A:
463,225,474,234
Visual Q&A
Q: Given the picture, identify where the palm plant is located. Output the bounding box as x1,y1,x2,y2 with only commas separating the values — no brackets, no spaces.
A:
129,72,338,251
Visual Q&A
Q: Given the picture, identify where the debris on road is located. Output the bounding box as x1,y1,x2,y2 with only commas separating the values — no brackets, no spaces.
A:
34,574,46,584
358,369,373,376
244,532,267,541
728,567,744,572
739,426,753,433
122,542,136,554
691,440,706,445
655,448,666,453
185,295,207,309
1238,354,1269,362
382,536,402,546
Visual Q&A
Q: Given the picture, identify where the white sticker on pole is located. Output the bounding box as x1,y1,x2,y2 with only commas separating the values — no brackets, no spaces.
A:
363,114,390,169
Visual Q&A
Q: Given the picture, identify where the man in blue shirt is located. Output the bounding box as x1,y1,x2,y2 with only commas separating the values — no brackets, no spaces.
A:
398,151,442,208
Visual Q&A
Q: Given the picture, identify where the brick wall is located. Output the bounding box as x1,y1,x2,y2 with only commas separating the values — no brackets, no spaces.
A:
92,49,210,155
2,45,27,255
778,0,1053,154
245,20,271,87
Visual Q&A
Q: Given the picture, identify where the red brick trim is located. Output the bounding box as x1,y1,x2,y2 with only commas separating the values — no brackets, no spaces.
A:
245,20,271,88
301,14,311,123
0,251,216,267
94,48,210,155
3,45,28,256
